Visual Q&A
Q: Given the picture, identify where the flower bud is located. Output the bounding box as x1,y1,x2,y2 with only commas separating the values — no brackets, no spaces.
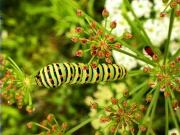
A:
75,50,83,57
110,21,117,29
170,1,177,8
71,37,78,43
47,114,54,122
175,10,180,16
27,122,33,129
160,12,166,17
102,8,109,17
111,97,118,105
100,116,110,123
172,100,179,110
76,9,82,16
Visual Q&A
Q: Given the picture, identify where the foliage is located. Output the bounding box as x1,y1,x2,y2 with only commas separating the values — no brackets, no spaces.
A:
1,0,180,135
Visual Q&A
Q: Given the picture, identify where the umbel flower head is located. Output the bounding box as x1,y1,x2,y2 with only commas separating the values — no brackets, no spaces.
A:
71,9,133,67
0,55,35,113
98,97,145,134
27,114,68,135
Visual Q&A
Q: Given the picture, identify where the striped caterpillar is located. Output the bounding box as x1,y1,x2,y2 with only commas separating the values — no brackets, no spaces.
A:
35,63,127,88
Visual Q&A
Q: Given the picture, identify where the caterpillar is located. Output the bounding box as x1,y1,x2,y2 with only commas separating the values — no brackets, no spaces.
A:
35,63,127,88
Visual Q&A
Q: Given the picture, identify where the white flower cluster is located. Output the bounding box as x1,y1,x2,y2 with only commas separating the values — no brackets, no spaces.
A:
105,0,180,70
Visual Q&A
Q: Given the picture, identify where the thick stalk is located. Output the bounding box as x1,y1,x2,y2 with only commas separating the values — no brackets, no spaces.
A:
163,9,175,64
165,98,169,135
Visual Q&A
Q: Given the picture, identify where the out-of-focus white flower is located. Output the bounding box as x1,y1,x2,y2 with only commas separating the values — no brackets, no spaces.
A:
112,47,137,70
105,0,122,14
144,17,169,46
94,85,113,106
168,128,180,135
169,41,180,55
131,0,153,18
153,0,166,14
172,18,180,41
108,13,131,36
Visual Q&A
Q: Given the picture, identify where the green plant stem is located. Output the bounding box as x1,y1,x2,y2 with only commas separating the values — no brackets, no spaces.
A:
128,70,145,77
163,9,175,64
33,123,50,131
168,98,180,133
65,117,94,135
165,97,169,135
129,81,148,96
137,87,160,135
132,83,149,102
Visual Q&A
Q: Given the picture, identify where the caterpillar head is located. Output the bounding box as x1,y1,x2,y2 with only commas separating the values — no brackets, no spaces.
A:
35,71,43,87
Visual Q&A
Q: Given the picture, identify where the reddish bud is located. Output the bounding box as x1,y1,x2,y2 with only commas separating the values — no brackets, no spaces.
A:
91,63,97,69
91,45,97,50
123,32,133,39
114,43,121,48
170,1,177,8
160,12,166,17
61,122,68,130
102,8,109,17
90,102,98,109
51,124,57,132
170,61,176,67
91,50,97,56
27,122,33,129
26,105,34,114
175,10,180,16
71,37,78,43
75,50,83,57
90,21,97,28
97,29,103,35
164,91,170,97
108,36,115,42
97,51,105,58
82,65,88,70
76,9,82,16
100,116,110,123
139,105,146,112
152,54,158,61
123,101,128,107
110,21,117,29
176,56,180,62
111,97,118,105
176,0,180,4
172,100,179,110
47,114,54,122
111,126,116,133
80,38,88,44
75,27,83,33
143,67,150,73
105,51,111,58
105,58,112,64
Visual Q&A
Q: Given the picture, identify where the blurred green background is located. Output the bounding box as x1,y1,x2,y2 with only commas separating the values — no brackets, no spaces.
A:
1,0,106,134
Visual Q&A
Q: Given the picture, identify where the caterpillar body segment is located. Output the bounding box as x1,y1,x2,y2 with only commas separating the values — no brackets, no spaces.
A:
35,63,127,88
